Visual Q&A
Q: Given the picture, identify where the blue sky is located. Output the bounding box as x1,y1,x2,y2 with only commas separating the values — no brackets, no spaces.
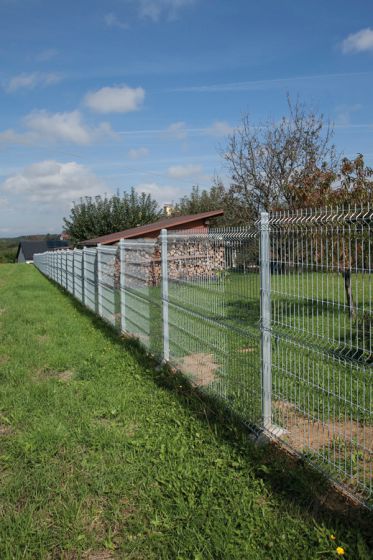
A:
1,0,373,236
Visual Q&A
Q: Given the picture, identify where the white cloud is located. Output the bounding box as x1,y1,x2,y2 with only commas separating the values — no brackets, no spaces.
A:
85,85,145,113
1,161,105,205
0,110,116,146
104,12,129,29
134,181,183,203
165,121,188,140
134,0,195,22
24,110,93,144
35,48,59,62
206,120,234,137
127,147,149,160
5,72,62,92
167,163,202,179
341,28,373,53
0,129,34,145
0,197,8,208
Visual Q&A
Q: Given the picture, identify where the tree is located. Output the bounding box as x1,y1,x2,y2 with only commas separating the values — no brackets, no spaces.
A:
172,180,256,227
63,188,161,244
280,154,372,320
224,96,337,214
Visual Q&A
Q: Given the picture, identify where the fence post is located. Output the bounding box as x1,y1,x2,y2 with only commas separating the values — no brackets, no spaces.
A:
83,247,88,307
260,211,272,429
97,244,103,317
72,249,76,297
161,229,170,362
119,239,126,332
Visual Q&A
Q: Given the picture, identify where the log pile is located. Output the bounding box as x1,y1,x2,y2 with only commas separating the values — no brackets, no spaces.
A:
113,238,225,287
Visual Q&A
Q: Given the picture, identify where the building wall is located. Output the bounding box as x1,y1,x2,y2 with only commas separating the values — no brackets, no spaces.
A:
17,248,26,263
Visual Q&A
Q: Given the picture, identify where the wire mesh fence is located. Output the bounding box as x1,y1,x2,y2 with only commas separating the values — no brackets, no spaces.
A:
33,206,372,506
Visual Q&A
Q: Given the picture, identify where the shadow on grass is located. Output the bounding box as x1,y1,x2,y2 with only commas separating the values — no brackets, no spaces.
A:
226,296,373,365
54,281,373,543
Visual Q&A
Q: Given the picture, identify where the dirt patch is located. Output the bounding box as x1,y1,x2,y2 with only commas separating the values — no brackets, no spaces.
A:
176,352,220,387
37,369,74,382
273,400,373,451
0,308,6,316
0,355,9,366
82,552,115,560
0,424,13,436
36,334,49,344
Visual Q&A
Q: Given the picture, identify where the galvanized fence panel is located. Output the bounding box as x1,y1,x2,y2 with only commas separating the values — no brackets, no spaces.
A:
97,245,118,328
268,207,372,501
73,249,84,303
165,227,262,425
66,251,74,294
33,206,372,506
83,248,97,313
120,239,162,357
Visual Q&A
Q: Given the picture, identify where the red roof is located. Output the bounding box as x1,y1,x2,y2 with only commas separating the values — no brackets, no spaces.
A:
82,209,224,246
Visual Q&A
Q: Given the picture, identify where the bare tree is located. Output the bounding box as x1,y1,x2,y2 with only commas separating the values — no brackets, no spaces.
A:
223,96,337,214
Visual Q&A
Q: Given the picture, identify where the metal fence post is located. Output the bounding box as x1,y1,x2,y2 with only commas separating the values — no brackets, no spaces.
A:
97,244,103,317
260,211,272,429
161,229,170,362
119,239,126,333
72,249,76,297
83,247,88,306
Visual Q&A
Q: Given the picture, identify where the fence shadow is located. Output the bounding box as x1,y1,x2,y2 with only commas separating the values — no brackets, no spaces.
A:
61,288,372,543
226,294,372,364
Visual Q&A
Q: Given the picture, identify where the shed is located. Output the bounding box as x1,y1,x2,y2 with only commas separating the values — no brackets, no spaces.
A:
82,210,225,287
81,210,224,246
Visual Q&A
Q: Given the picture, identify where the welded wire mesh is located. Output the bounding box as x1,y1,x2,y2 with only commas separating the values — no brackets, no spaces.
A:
66,252,74,294
166,228,262,423
269,207,372,501
83,248,97,313
97,245,118,328
120,239,162,357
61,251,67,290
73,250,84,303
33,206,372,506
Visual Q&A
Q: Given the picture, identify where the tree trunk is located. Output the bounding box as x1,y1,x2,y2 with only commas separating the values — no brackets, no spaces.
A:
343,269,355,319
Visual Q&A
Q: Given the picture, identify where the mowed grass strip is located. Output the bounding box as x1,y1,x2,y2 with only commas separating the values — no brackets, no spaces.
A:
0,264,371,559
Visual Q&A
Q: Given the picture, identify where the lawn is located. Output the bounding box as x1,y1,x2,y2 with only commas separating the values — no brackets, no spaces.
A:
1,264,371,559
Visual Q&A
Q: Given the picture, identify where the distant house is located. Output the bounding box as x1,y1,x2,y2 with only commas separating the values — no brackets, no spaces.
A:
16,239,69,263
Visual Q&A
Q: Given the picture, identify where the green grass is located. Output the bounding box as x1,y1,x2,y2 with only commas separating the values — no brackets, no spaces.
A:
0,264,372,559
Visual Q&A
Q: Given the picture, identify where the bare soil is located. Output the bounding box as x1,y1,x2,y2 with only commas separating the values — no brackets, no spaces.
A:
176,352,220,387
0,355,9,366
0,424,13,436
37,369,74,382
82,552,115,560
273,400,373,453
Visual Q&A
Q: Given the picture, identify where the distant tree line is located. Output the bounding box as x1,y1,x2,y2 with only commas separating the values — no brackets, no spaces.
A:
63,188,161,245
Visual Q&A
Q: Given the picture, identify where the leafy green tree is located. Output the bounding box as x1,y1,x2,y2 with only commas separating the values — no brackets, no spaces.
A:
172,181,256,227
63,188,161,244
173,183,225,215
